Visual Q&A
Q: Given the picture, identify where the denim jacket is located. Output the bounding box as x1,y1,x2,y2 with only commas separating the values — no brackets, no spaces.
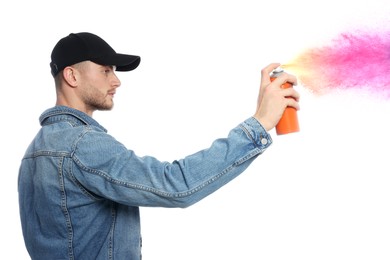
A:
18,106,272,260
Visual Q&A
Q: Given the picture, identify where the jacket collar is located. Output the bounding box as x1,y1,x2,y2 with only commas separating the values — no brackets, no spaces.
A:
39,106,107,132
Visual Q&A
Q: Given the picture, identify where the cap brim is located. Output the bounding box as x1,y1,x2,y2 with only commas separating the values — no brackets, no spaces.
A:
92,54,141,71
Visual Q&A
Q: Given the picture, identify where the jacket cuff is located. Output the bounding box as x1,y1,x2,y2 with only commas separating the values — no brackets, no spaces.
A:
240,117,273,149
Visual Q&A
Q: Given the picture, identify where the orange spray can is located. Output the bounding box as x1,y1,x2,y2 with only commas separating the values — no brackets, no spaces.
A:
270,68,299,135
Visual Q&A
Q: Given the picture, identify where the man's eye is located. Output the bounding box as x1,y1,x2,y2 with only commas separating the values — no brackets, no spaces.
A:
104,66,115,74
103,67,112,73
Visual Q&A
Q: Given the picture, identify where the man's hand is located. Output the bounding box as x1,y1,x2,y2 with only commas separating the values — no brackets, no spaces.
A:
254,63,300,131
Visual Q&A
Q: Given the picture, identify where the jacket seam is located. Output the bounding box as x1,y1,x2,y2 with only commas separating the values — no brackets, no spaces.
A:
58,156,75,260
71,148,262,199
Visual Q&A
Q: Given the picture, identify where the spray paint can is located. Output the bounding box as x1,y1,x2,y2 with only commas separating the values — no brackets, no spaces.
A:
270,68,299,135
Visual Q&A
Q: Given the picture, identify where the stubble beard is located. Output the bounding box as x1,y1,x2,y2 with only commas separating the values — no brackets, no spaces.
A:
86,96,114,112
82,86,114,112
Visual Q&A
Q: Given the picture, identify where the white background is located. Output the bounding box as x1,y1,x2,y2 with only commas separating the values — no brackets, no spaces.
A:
2,0,390,259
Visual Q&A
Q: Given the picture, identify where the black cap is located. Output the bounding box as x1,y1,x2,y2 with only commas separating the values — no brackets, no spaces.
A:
50,32,141,77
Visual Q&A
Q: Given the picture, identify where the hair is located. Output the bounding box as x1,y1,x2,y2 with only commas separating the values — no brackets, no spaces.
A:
54,72,63,89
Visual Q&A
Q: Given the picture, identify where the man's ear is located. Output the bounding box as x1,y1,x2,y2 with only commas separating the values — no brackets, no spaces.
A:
62,66,78,88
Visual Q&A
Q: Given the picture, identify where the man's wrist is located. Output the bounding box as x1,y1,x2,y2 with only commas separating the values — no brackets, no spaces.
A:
252,115,272,132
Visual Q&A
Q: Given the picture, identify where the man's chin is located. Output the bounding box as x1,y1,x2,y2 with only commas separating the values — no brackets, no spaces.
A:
97,104,114,111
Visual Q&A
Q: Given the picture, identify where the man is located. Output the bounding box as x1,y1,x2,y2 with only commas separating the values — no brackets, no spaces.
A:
18,32,300,259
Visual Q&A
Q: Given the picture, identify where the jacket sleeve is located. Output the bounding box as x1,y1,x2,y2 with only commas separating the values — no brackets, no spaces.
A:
71,117,272,208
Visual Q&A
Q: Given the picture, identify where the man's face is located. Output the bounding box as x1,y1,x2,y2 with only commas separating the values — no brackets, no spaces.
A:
77,61,121,113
